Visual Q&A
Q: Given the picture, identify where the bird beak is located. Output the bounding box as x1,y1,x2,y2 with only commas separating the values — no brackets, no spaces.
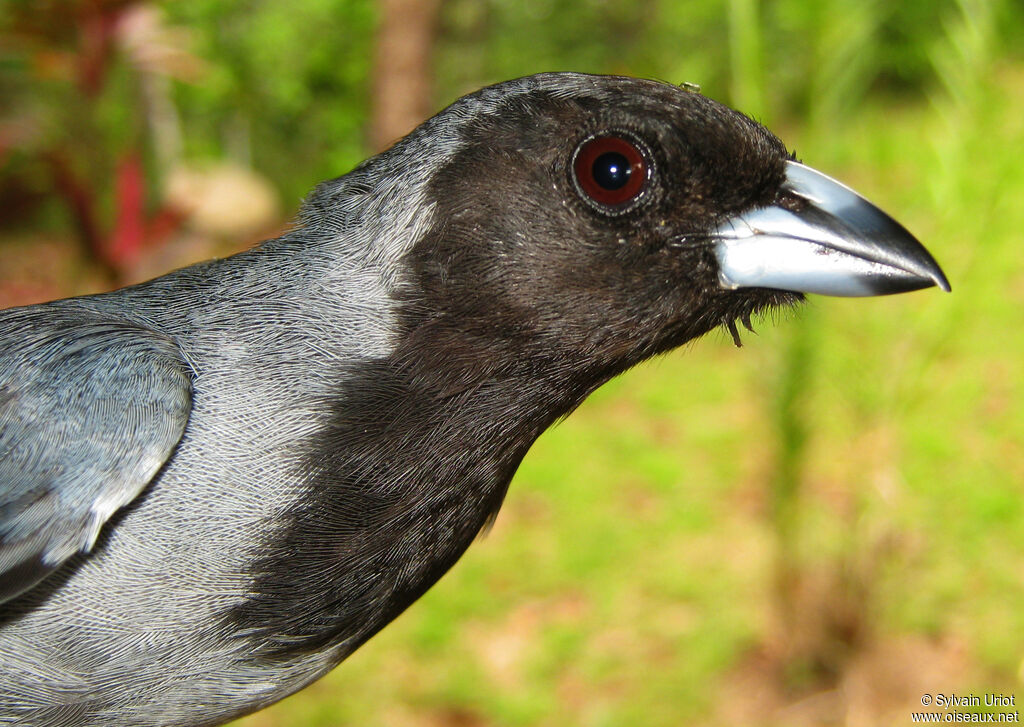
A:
713,161,950,296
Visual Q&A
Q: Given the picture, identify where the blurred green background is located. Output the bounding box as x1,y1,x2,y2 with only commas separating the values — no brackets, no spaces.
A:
2,1,1023,725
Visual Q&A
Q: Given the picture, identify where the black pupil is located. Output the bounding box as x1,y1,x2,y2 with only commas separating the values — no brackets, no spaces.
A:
592,151,631,190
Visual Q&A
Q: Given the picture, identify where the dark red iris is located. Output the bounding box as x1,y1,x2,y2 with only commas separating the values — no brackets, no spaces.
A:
573,135,647,207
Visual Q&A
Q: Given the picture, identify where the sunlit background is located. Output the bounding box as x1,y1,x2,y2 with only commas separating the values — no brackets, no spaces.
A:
2,1,1022,725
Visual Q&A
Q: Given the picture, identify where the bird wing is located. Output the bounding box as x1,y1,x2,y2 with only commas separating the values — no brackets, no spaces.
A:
0,308,193,603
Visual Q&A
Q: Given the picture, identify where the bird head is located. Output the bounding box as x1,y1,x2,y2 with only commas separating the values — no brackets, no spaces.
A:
346,74,948,390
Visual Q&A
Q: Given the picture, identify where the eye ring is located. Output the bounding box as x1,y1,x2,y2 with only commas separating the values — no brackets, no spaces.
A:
572,134,649,211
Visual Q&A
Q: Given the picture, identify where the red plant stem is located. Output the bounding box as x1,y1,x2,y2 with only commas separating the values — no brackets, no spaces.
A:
77,3,121,98
45,150,118,283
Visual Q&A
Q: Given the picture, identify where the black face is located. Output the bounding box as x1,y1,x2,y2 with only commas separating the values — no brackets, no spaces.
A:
403,77,800,387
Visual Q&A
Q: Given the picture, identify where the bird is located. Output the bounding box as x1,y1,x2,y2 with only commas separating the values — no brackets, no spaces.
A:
0,73,948,726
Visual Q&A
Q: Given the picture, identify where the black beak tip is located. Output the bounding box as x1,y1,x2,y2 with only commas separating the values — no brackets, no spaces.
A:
887,230,951,294
914,251,951,293
866,273,944,296
890,262,951,295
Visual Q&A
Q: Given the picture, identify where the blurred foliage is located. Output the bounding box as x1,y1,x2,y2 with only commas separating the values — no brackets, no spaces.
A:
0,0,375,261
161,0,375,205
436,0,1024,122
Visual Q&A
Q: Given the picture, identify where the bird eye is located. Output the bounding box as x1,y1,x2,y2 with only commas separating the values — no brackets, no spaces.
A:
573,135,648,208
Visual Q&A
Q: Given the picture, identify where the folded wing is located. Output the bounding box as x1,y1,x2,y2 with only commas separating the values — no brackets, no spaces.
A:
0,308,193,603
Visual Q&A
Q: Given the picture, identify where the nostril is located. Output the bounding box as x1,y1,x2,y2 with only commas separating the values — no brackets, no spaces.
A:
775,190,810,214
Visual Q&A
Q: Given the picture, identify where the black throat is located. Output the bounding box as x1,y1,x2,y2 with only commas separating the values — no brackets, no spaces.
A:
225,312,610,662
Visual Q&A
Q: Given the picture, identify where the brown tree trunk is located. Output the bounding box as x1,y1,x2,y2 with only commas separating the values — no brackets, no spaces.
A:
370,0,442,152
